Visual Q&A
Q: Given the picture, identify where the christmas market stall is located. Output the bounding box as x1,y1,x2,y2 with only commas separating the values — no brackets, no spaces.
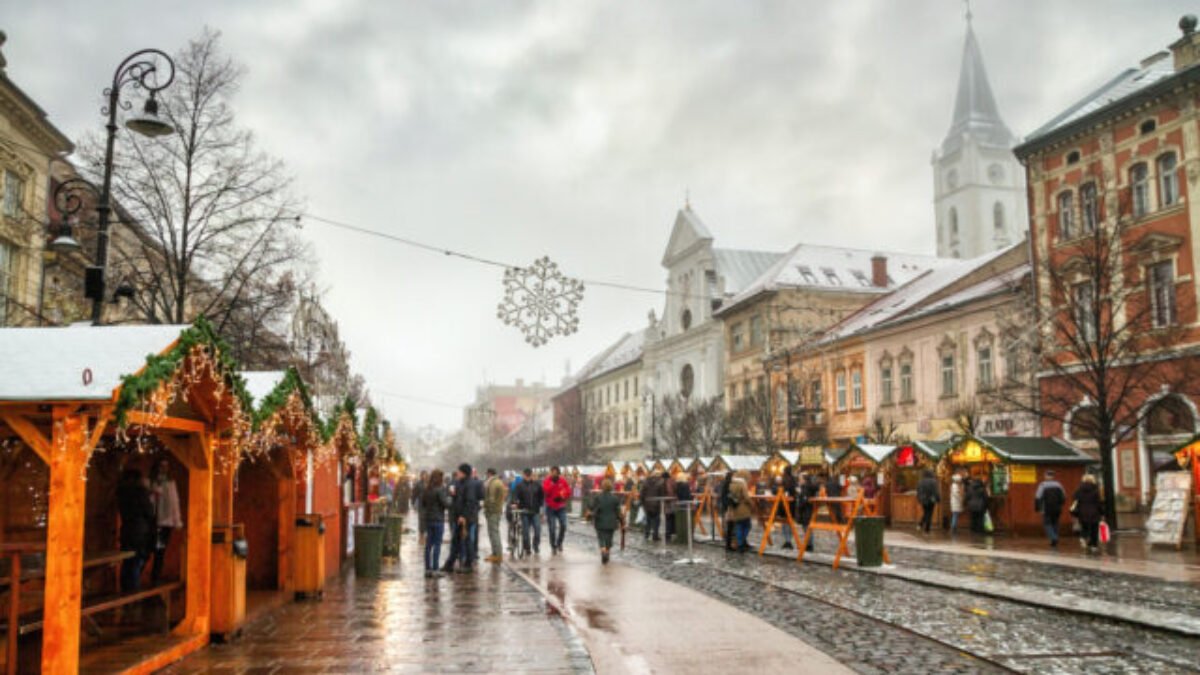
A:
941,435,1095,534
236,370,325,615
708,454,769,486
666,458,687,478
888,440,953,527
0,320,253,674
762,450,800,478
324,402,363,569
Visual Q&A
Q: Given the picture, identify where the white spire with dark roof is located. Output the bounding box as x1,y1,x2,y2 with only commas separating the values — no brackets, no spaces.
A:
942,20,1013,153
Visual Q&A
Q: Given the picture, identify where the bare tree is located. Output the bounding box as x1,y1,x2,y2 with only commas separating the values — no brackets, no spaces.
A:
951,402,981,437
692,396,728,456
993,168,1200,527
729,389,775,453
655,394,695,458
866,416,904,445
86,29,309,357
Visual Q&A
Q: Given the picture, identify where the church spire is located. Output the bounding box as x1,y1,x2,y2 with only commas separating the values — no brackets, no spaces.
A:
941,18,1012,153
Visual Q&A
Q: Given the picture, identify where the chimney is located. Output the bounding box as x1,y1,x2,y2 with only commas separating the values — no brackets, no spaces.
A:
1171,14,1200,71
871,254,888,288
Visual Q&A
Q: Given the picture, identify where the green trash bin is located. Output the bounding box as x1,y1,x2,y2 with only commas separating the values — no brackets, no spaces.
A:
382,515,404,558
854,516,885,567
354,524,385,578
672,508,690,545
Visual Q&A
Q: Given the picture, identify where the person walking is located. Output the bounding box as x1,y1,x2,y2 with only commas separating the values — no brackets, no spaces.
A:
798,473,818,552
727,471,754,553
543,466,572,554
413,470,429,546
420,470,451,577
514,468,545,555
148,458,182,584
1034,470,1067,548
966,477,990,534
673,471,693,545
590,479,624,564
117,468,156,593
641,471,666,542
916,469,940,534
483,468,508,563
451,463,484,572
1073,474,1105,553
948,474,964,535
720,471,736,551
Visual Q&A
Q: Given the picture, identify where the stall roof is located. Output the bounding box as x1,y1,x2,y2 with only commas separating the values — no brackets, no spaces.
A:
774,450,801,466
851,443,896,464
0,324,187,401
716,454,769,472
241,370,286,404
912,440,954,459
576,464,607,476
690,456,715,471
974,436,1096,464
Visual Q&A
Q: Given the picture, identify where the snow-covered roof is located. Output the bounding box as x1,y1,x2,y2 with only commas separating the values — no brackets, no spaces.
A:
575,464,607,476
241,371,286,405
774,450,801,465
688,456,715,471
822,243,1021,342
1023,52,1175,147
852,443,897,464
713,248,786,295
716,454,768,472
719,243,945,315
0,324,186,401
588,332,644,379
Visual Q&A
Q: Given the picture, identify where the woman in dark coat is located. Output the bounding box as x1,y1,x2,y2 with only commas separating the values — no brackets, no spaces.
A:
1073,474,1105,552
420,470,452,577
966,477,989,533
117,468,156,592
590,479,624,564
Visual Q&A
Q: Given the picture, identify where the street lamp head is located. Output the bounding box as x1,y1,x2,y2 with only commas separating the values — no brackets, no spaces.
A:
50,227,83,254
125,95,173,138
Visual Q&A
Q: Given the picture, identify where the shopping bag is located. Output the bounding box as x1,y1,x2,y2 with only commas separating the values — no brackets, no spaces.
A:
983,511,994,533
1099,520,1111,544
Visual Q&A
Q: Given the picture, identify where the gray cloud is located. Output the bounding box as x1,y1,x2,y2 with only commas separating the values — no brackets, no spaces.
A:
6,0,1194,429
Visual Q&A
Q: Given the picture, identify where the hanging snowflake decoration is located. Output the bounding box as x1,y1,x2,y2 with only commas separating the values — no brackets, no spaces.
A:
497,256,585,347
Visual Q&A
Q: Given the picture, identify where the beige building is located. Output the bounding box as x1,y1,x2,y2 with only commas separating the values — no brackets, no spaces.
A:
579,332,644,461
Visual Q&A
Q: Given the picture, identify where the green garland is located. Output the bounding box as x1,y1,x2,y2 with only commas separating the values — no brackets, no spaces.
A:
252,366,324,435
113,317,253,428
324,397,362,452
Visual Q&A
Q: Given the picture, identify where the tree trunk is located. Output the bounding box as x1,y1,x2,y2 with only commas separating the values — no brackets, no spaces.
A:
1097,437,1119,530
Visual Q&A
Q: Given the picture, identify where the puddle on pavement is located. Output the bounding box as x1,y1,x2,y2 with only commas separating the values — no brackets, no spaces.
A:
576,603,615,632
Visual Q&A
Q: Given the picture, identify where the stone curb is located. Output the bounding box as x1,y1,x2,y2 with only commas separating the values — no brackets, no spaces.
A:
715,538,1200,638
503,560,597,675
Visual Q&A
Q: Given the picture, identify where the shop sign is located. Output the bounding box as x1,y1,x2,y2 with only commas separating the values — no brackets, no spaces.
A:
895,445,916,467
957,440,985,463
991,466,1009,495
800,446,825,465
1010,465,1037,484
848,454,875,470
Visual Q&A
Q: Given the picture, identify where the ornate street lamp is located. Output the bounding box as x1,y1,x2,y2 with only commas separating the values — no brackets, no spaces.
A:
49,177,96,254
85,48,176,324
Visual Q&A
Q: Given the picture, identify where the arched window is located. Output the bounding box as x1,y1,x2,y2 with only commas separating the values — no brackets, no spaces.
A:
680,364,695,398
681,308,692,331
1080,182,1098,233
1158,152,1178,207
1068,405,1100,441
993,202,1005,233
1131,162,1150,217
1147,396,1194,436
1057,191,1074,240
949,208,959,237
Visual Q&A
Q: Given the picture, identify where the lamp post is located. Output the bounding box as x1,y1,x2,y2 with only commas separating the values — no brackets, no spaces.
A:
86,48,176,324
643,390,658,459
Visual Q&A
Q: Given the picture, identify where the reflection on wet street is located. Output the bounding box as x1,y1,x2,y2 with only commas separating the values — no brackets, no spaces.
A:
164,530,590,673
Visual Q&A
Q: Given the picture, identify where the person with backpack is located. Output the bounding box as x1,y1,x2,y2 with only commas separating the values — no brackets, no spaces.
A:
514,468,545,555
916,469,940,533
1034,470,1067,548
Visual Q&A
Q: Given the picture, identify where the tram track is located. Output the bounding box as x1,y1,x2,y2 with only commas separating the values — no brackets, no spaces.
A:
567,526,1200,674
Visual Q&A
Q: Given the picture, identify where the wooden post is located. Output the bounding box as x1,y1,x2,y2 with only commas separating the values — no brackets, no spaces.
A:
41,409,87,675
176,433,214,636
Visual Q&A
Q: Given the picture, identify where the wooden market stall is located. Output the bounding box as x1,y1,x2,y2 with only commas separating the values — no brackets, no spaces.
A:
0,320,253,675
1173,439,1200,544
238,370,324,612
831,443,895,518
325,405,363,566
762,450,800,478
708,454,769,485
941,435,1095,534
888,440,952,527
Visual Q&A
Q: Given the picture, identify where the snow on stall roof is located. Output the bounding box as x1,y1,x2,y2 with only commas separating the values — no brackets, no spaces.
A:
720,243,946,314
823,244,1018,342
717,454,768,471
0,324,187,401
853,443,897,464
241,371,286,405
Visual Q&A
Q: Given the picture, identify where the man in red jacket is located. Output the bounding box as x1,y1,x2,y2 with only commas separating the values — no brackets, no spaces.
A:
543,466,572,554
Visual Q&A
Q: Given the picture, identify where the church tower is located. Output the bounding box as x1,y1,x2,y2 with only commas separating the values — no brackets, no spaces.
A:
932,16,1027,258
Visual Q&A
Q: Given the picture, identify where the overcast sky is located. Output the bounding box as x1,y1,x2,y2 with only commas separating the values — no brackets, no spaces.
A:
6,1,1195,431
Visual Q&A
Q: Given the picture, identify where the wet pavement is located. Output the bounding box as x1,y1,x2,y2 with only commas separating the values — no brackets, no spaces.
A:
164,530,590,674
507,538,852,674
577,521,1200,675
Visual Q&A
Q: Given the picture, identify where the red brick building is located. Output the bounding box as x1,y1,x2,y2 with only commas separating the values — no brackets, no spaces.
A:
1015,16,1200,512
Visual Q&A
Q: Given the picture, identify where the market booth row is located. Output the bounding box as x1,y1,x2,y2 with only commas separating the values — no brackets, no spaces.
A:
941,435,1095,534
0,321,252,675
888,441,953,527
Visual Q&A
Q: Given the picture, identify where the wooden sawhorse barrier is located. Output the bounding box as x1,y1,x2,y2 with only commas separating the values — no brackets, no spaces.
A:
756,490,801,556
692,483,724,539
797,493,890,569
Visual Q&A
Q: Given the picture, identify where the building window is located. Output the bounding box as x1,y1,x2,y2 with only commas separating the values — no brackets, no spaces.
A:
624,413,630,439
749,315,764,347
1005,340,1021,382
634,377,638,396
940,353,956,397
835,371,847,411
852,270,871,287
1066,150,1081,164
0,240,12,326
681,308,693,331
797,265,818,285
1057,191,1074,240
680,364,695,398
1158,153,1178,207
949,208,959,238
810,379,823,410
1140,119,1157,135
880,364,894,405
633,412,639,436
977,346,993,390
851,370,862,409
1073,281,1096,342
993,202,1004,234
1080,182,1098,233
624,380,629,401
3,171,23,219
899,362,913,403
1149,260,1177,328
1131,163,1150,218
731,322,745,352
822,267,842,286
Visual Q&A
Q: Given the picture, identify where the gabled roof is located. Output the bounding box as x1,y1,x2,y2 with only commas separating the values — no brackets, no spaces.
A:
714,453,768,472
912,440,954,460
850,443,897,464
662,207,714,266
718,243,945,315
587,332,644,380
0,324,187,401
942,22,1013,154
957,435,1096,464
712,248,786,295
1018,51,1177,153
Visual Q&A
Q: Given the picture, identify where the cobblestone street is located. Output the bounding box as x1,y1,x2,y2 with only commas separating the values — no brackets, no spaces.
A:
164,530,590,674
